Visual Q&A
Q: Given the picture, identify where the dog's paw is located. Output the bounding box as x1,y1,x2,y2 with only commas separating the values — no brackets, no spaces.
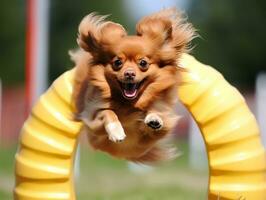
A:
105,122,126,143
144,113,163,130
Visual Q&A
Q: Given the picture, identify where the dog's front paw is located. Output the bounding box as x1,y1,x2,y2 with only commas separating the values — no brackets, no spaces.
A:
144,113,163,130
106,122,126,143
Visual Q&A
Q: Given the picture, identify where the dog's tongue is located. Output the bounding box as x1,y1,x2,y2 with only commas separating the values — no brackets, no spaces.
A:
123,83,137,98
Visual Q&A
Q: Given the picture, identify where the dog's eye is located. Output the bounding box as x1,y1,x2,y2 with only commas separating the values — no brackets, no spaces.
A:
139,59,148,69
113,58,123,70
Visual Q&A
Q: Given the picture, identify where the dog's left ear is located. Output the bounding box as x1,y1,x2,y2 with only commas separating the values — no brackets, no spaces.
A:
136,8,196,63
77,13,127,62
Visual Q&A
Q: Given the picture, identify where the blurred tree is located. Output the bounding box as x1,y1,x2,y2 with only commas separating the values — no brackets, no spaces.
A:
0,1,25,85
188,0,266,88
1,0,266,89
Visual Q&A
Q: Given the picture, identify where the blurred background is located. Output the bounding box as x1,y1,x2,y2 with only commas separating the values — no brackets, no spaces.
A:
0,0,266,199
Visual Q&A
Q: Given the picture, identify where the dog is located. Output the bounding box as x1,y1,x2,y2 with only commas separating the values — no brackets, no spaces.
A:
70,8,195,163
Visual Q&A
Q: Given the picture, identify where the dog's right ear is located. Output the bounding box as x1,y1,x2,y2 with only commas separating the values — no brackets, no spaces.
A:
136,8,196,65
77,13,127,62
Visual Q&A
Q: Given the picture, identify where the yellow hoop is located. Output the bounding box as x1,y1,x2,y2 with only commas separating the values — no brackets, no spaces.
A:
14,54,266,199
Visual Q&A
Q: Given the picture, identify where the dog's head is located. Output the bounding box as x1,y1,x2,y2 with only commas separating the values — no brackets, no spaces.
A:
77,8,195,101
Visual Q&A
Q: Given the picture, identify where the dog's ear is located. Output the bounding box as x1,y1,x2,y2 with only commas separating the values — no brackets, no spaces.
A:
136,8,196,64
77,13,127,62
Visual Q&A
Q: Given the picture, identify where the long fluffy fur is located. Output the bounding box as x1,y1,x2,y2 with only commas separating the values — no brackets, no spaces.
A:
71,8,195,163
136,8,196,65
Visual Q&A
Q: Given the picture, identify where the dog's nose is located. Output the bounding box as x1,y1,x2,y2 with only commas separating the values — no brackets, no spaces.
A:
124,69,136,79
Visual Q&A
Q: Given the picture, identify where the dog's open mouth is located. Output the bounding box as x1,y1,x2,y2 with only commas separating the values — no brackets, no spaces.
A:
119,79,145,100
122,82,138,99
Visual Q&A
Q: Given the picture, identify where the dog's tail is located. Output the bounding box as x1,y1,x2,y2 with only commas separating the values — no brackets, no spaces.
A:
69,48,92,66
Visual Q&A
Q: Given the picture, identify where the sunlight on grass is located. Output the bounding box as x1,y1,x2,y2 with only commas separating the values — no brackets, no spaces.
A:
77,140,208,199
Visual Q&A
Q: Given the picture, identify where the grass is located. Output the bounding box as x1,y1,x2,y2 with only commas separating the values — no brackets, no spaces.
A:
0,146,16,200
0,140,208,200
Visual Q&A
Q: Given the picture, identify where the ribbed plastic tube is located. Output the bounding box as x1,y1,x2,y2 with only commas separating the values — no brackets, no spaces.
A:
14,69,82,200
14,54,266,199
179,54,266,199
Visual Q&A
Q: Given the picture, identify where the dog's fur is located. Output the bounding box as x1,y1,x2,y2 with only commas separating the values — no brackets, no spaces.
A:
70,8,195,163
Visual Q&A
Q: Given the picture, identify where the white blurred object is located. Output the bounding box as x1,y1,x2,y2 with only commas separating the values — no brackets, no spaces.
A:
123,0,190,22
128,162,154,174
189,116,208,170
74,144,80,180
256,73,266,148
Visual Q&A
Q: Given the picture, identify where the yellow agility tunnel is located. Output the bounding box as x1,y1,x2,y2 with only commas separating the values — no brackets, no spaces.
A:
14,54,266,200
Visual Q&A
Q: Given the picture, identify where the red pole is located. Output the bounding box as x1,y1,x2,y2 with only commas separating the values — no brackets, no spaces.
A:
25,0,50,116
25,0,36,116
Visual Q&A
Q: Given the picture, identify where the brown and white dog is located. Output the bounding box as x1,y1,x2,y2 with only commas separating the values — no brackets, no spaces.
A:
70,8,195,163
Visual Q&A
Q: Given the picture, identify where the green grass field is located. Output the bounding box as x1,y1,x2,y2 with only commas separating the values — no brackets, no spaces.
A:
0,141,208,200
